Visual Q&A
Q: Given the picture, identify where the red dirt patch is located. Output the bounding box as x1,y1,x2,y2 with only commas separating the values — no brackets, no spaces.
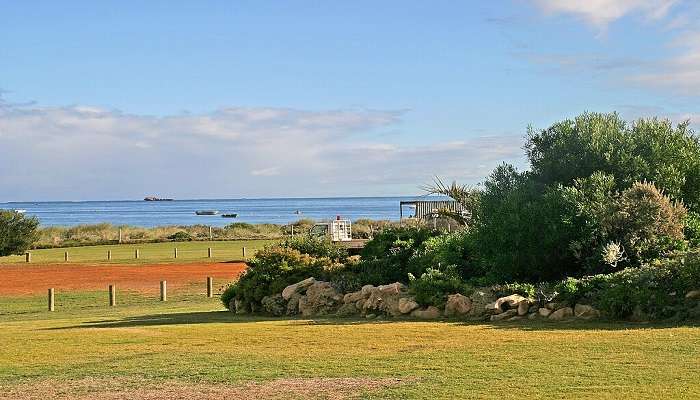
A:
0,262,247,296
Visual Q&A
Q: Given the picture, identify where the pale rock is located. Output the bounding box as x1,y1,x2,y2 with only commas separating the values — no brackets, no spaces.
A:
548,307,574,321
298,281,342,317
343,290,365,304
528,312,539,320
361,284,376,297
490,309,518,322
444,294,472,317
485,301,502,314
286,292,302,315
398,297,420,314
517,301,530,316
377,282,407,295
574,304,600,320
685,290,700,300
469,288,496,317
282,277,316,300
538,308,552,317
410,306,441,319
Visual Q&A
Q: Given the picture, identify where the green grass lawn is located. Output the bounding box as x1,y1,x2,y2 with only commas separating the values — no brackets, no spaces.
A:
1,289,699,399
0,240,276,264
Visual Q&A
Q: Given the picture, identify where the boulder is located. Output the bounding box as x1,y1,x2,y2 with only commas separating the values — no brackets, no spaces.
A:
685,290,700,300
261,294,286,316
517,301,530,316
377,282,407,295
336,302,359,317
282,277,316,300
362,288,383,311
381,294,404,317
490,309,518,322
444,294,472,317
485,301,502,315
398,297,420,314
538,307,552,318
343,290,365,304
298,281,342,317
361,284,376,297
528,305,539,314
548,307,574,321
469,288,496,317
410,306,441,319
495,294,528,310
574,304,600,320
286,292,302,315
528,312,539,320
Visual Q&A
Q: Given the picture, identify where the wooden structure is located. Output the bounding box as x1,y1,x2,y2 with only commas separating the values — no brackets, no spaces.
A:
399,200,464,222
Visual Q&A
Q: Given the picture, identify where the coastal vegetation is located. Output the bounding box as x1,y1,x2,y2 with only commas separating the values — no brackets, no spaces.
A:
28,218,397,249
0,210,39,256
222,113,700,322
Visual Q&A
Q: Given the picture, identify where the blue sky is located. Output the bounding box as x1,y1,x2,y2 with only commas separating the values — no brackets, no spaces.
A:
1,0,699,201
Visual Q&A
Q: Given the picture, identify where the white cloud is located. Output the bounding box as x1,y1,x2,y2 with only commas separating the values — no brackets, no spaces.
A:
0,102,525,200
533,0,677,30
628,30,700,95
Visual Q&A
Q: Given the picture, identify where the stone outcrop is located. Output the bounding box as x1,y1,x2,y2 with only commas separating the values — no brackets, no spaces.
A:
398,297,420,314
469,288,496,317
282,277,316,300
548,307,574,321
298,281,343,317
490,309,517,321
538,307,552,317
410,306,441,319
685,290,700,300
574,304,600,320
444,294,472,317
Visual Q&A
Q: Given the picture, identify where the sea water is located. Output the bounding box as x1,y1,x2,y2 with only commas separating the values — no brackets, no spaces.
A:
1,197,434,227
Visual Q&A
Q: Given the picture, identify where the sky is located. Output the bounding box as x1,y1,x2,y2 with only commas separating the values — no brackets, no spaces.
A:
1,0,699,201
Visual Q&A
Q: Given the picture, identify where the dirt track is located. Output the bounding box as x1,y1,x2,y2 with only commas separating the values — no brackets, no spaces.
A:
0,262,247,295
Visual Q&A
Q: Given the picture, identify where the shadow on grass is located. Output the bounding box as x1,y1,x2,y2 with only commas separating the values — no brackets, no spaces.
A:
47,310,700,331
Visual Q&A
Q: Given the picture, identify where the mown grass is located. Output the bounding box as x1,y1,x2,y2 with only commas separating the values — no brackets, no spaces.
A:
0,289,698,399
0,240,276,264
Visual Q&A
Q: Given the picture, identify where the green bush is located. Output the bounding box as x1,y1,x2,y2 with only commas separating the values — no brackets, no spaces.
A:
167,231,193,241
0,211,40,256
284,236,348,262
408,266,467,307
552,251,700,319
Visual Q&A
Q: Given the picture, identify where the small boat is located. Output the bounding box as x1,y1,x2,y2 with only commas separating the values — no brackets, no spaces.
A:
195,210,219,216
13,209,26,213
144,196,174,201
221,213,238,218
294,210,302,215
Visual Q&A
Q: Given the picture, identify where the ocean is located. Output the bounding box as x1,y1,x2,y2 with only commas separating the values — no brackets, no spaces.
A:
0,197,433,227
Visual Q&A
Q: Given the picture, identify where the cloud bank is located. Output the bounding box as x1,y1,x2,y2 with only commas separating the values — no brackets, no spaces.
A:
0,101,525,201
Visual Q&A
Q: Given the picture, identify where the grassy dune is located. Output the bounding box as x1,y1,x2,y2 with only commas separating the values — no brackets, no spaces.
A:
0,240,275,264
0,289,698,399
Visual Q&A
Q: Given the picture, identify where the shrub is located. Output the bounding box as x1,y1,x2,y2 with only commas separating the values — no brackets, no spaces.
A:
0,211,40,256
167,231,193,241
355,226,442,284
552,251,700,319
407,230,479,280
284,236,348,262
408,266,467,307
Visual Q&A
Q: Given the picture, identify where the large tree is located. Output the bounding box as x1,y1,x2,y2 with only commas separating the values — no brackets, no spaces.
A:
526,112,700,211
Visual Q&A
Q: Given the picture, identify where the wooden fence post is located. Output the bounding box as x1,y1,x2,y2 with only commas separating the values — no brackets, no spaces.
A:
109,285,116,306
64,251,68,262
107,250,112,260
207,277,213,298
135,249,140,259
160,281,167,301
242,247,246,258
25,252,31,263
118,228,122,243
174,247,178,259
208,247,212,258
48,288,55,311
209,226,213,240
